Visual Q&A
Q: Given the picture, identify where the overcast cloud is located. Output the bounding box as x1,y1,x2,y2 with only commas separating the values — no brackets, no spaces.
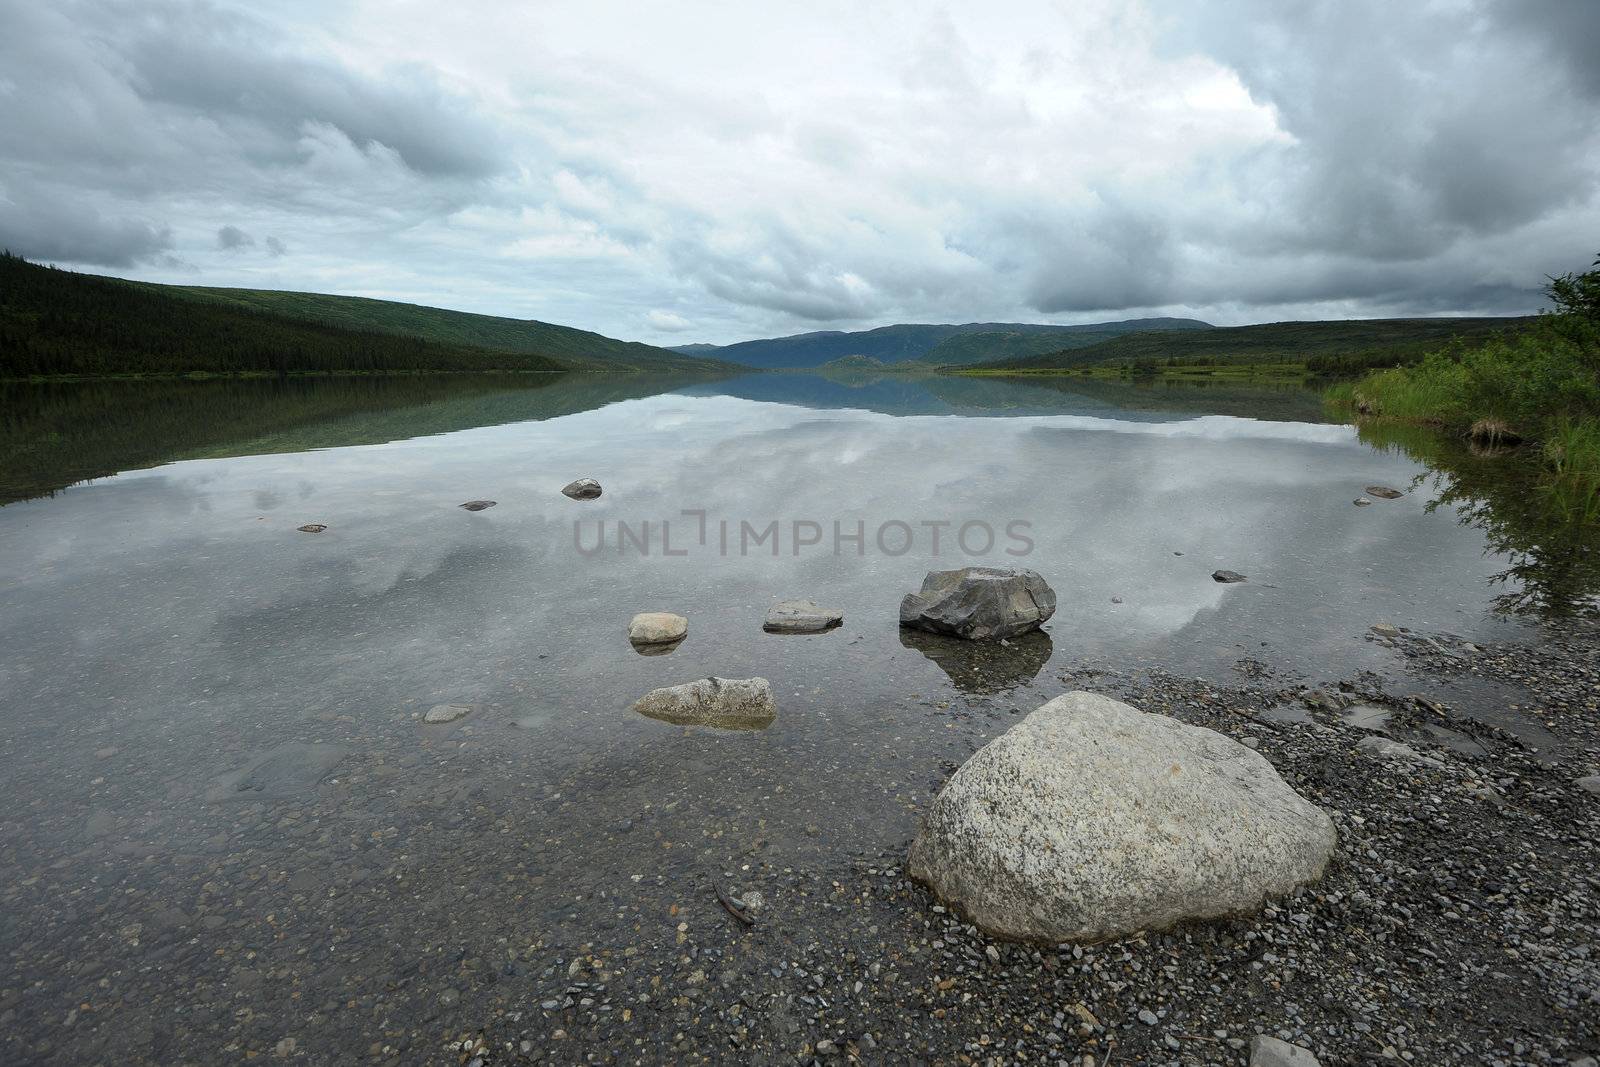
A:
1,0,1596,343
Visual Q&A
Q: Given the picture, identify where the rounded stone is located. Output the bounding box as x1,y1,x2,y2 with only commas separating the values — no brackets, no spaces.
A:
628,612,688,645
907,691,1337,942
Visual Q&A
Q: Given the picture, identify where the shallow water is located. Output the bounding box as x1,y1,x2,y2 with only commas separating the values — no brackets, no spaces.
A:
0,371,1569,1061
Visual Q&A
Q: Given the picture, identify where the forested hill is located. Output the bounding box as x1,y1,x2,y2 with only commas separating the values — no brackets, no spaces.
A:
0,255,726,378
154,281,726,374
977,316,1540,374
672,318,1211,369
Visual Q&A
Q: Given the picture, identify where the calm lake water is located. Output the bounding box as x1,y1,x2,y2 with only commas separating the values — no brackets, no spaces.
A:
0,371,1591,1062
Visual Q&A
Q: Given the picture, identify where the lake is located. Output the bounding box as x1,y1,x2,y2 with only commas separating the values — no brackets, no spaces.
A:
0,371,1592,1062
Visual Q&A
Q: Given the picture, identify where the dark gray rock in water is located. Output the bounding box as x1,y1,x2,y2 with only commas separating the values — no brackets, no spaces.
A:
899,567,1056,641
297,524,327,533
459,500,496,511
1353,497,1373,507
1212,570,1248,583
561,478,602,500
763,599,843,633
1364,485,1404,499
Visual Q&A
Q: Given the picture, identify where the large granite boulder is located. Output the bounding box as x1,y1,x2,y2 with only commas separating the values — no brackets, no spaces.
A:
898,567,1056,641
763,599,843,633
908,692,1337,942
632,677,776,731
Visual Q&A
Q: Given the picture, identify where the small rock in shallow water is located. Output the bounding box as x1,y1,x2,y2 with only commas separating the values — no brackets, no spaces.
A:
1370,622,1401,637
1250,1036,1320,1066
459,500,496,511
1212,570,1248,583
763,599,843,633
628,612,688,645
633,677,776,730
424,703,471,724
1364,485,1404,499
561,478,602,500
296,524,327,533
1353,496,1372,506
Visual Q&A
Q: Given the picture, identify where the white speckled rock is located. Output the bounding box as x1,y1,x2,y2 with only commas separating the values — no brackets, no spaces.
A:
628,612,688,645
907,692,1337,942
1250,1036,1322,1067
632,677,775,730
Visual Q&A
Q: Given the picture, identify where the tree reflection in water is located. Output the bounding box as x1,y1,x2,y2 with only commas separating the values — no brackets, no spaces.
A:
1357,421,1600,619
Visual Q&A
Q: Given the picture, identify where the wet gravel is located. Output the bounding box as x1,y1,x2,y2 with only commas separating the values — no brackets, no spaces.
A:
2,623,1597,1066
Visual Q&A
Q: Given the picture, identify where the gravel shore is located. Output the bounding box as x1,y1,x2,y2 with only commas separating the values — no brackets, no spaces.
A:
3,622,1596,1066
456,623,1600,1067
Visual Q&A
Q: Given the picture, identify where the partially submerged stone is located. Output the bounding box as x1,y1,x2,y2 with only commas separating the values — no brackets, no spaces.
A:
763,599,843,634
1364,485,1404,499
297,523,327,533
459,500,496,511
1212,569,1248,583
899,567,1055,641
629,612,688,645
561,478,602,500
907,692,1337,942
1353,496,1372,506
633,677,775,731
424,703,472,724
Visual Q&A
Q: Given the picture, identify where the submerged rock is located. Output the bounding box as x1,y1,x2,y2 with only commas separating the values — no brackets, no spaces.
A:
459,500,496,511
628,612,688,645
297,523,327,533
204,742,351,803
1212,569,1248,583
907,691,1336,942
763,599,843,634
561,478,602,500
898,567,1056,641
424,703,472,724
633,677,775,731
1364,485,1404,499
1353,496,1373,507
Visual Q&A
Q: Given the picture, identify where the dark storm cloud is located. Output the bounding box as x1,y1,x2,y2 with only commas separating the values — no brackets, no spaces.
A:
0,176,171,267
216,225,254,251
0,0,509,268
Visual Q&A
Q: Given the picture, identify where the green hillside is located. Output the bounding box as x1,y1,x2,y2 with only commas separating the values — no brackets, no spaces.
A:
155,281,723,374
0,254,727,379
978,316,1539,374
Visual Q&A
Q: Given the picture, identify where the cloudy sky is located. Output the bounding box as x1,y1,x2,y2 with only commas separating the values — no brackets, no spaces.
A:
2,0,1597,345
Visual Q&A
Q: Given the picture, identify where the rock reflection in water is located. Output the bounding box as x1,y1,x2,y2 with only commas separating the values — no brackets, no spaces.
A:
898,629,1053,693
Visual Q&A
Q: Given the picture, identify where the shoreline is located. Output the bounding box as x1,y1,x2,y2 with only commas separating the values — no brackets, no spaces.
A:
455,624,1597,1064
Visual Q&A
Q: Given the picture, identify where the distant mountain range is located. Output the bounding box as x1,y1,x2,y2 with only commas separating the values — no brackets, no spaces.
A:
983,317,1539,373
671,318,1213,369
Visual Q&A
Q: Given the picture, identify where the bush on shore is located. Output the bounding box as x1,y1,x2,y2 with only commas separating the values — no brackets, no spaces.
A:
1330,254,1600,501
